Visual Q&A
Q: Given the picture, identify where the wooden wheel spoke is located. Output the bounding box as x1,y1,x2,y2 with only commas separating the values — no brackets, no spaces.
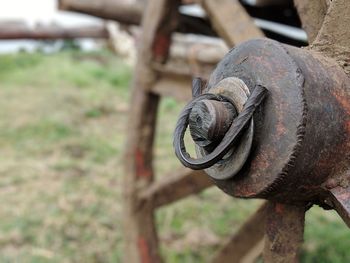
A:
152,75,192,101
211,202,268,263
263,201,306,263
139,169,212,208
58,0,144,25
123,1,180,262
201,0,263,47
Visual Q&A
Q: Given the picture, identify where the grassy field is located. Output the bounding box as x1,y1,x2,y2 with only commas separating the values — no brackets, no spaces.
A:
0,50,349,263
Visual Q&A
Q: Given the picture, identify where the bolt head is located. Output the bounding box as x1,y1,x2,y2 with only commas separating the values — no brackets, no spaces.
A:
189,99,236,147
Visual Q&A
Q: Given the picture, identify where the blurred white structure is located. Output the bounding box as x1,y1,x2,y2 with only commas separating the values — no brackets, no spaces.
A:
0,0,100,27
0,0,136,61
106,22,136,65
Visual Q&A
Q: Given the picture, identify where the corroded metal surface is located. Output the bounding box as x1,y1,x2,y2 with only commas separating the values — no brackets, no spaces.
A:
176,38,350,206
269,46,350,204
207,38,306,200
210,39,350,205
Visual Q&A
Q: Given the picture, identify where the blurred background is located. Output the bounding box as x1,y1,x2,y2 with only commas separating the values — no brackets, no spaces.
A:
0,0,349,262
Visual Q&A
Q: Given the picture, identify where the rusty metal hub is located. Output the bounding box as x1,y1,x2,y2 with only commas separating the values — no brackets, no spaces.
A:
174,38,350,205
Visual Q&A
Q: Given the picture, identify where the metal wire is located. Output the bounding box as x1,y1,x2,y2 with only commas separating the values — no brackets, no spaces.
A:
173,84,268,170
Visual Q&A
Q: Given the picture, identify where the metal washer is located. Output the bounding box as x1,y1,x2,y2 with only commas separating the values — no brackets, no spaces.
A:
195,77,254,180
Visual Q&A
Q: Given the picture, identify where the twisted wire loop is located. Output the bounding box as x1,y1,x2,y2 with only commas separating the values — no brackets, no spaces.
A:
173,85,268,170
192,77,205,98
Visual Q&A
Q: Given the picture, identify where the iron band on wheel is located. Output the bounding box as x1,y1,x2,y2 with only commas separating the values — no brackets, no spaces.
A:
173,83,268,175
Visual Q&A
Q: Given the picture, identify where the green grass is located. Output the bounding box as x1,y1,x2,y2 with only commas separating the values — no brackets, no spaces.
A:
0,50,349,262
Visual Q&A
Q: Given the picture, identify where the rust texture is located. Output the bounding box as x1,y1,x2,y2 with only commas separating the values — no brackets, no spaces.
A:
124,0,350,261
137,237,152,263
207,38,305,200
204,38,350,206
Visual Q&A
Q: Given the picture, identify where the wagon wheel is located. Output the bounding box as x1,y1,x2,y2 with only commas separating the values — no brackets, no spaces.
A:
123,1,350,263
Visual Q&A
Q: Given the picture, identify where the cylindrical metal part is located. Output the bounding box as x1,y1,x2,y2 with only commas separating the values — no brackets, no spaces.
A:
193,77,255,180
204,38,350,204
189,99,236,147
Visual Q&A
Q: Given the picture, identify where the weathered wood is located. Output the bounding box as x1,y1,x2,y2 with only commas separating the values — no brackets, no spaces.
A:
59,0,144,25
170,33,228,64
58,0,215,37
152,74,192,101
152,34,227,88
123,1,180,262
294,0,328,43
241,239,264,263
311,0,350,75
211,202,267,263
263,202,306,263
201,0,264,47
59,0,197,24
123,90,161,263
163,33,227,77
152,51,217,80
138,169,212,208
151,34,224,99
0,21,108,40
